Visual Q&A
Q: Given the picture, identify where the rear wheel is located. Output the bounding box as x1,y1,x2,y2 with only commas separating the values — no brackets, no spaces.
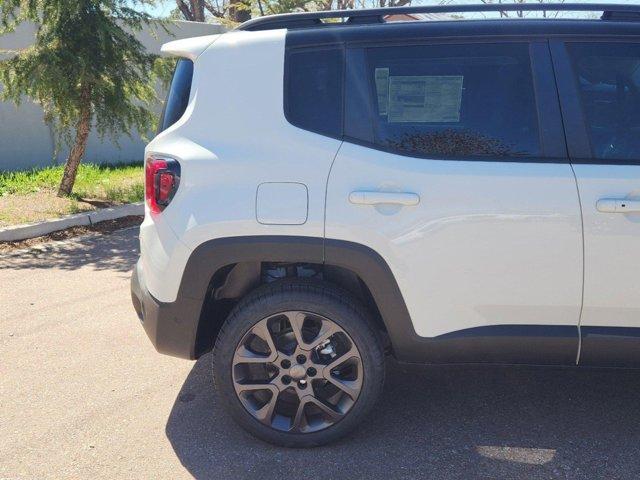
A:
213,280,385,447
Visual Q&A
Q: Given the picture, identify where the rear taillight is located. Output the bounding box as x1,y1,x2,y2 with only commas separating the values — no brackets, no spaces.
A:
145,156,180,214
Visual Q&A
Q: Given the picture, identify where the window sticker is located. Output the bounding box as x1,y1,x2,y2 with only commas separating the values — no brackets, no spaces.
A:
387,75,464,123
374,68,390,115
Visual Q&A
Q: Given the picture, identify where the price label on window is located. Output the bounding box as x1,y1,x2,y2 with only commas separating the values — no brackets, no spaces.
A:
387,75,464,123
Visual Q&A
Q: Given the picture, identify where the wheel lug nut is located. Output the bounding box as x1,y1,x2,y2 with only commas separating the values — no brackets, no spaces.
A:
298,379,307,389
282,375,291,385
307,367,317,377
296,354,306,364
280,359,291,369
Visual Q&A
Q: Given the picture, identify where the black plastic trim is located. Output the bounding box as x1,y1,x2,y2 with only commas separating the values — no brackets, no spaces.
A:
580,327,640,367
531,41,568,159
549,39,593,161
422,325,578,365
131,259,205,359
344,48,374,143
133,236,586,364
132,237,324,360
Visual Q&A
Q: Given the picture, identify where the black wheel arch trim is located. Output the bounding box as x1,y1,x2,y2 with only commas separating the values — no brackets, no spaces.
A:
135,235,416,361
132,236,324,360
192,236,421,361
323,238,419,362
134,235,581,364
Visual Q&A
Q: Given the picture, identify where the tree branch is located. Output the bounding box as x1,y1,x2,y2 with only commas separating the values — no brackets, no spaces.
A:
176,0,194,20
204,1,226,18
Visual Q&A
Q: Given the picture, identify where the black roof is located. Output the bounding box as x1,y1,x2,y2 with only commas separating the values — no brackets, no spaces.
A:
284,19,640,49
238,3,640,32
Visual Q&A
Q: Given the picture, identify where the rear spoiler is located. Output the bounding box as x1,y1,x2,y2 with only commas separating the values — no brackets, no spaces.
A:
160,34,222,61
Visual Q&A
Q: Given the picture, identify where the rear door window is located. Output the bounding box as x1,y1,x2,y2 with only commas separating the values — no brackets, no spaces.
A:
350,43,541,159
566,43,640,161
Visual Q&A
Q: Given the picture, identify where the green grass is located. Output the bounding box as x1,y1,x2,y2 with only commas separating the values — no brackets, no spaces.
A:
0,162,144,203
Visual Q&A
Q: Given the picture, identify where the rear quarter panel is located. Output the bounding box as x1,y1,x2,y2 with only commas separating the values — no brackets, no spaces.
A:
142,30,342,302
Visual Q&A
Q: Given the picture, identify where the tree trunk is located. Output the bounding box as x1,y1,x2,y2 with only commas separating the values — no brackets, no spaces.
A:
176,0,206,22
58,86,92,197
192,0,206,22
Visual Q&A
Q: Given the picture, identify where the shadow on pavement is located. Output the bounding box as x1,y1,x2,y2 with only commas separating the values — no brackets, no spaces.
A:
0,227,139,273
166,356,640,480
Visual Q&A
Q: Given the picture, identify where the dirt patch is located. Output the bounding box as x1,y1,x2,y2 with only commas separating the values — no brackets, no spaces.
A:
0,216,143,254
0,191,113,227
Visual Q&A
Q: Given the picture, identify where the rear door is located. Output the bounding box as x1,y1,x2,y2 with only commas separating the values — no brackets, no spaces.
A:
325,40,583,364
552,40,640,366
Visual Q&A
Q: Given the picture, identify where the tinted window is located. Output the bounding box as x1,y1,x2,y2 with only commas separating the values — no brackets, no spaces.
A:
286,48,343,137
567,43,640,161
352,43,540,158
159,59,194,134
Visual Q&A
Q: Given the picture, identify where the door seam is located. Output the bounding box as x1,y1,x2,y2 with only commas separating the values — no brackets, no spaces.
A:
548,39,584,365
569,162,586,365
322,141,344,264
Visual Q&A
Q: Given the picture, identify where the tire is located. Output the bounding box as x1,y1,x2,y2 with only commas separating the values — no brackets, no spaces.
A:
212,279,385,447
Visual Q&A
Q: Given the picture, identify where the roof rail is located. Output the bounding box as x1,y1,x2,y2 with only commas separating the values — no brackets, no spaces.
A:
237,3,640,32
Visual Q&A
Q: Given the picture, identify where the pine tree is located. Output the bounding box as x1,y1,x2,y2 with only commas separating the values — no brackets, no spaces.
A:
0,1,160,196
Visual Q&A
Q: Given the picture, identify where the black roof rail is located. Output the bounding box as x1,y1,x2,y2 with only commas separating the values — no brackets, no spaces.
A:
237,3,640,31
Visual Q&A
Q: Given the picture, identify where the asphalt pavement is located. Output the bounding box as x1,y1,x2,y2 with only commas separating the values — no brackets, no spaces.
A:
1,227,640,479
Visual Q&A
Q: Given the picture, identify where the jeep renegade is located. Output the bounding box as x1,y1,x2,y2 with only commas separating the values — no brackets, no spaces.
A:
131,3,640,447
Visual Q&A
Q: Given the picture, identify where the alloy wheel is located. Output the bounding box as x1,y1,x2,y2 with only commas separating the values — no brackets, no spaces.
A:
232,310,363,434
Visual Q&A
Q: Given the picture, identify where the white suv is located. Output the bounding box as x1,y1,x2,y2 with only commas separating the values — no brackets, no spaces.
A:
131,4,640,447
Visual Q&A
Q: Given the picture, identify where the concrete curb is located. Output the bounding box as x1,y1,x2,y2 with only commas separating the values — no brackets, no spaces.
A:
0,202,144,242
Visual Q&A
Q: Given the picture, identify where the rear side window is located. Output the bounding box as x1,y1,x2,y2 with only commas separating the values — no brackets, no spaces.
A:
158,58,194,134
350,43,541,159
285,48,343,138
567,43,640,161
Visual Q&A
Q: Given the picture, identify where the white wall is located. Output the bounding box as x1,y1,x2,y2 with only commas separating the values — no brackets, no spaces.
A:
0,20,226,171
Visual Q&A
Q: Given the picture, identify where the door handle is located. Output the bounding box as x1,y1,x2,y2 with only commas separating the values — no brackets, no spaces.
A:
596,198,640,213
349,191,420,206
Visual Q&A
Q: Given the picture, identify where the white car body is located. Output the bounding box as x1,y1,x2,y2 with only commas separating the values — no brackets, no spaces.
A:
133,15,640,368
